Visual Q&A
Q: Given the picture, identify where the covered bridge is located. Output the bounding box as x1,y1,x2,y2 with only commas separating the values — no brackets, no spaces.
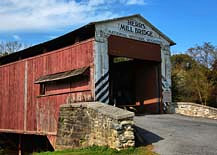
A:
0,14,175,152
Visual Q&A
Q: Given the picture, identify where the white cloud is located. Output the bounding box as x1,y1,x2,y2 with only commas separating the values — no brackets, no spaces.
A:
126,0,146,5
0,0,146,32
13,34,21,40
48,35,58,40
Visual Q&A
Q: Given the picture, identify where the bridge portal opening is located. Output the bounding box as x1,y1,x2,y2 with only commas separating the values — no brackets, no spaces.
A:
108,35,162,114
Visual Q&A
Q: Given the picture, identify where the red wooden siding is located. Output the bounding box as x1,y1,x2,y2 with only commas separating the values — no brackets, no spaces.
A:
0,39,94,136
0,62,25,131
108,35,161,62
45,78,90,95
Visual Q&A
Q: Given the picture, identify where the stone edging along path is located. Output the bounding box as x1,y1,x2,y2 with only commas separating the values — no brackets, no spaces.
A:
167,102,217,120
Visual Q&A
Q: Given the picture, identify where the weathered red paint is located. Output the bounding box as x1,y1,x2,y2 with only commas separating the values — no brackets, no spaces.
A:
0,39,94,141
108,35,161,62
133,61,161,113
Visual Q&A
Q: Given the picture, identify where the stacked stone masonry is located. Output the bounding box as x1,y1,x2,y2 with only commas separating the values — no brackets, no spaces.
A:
168,102,217,120
56,102,135,150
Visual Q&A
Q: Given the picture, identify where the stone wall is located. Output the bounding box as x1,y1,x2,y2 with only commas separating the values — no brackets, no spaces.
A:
55,102,135,150
167,102,217,120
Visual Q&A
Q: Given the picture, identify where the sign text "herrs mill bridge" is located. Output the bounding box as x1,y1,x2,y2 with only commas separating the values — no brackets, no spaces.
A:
119,20,153,37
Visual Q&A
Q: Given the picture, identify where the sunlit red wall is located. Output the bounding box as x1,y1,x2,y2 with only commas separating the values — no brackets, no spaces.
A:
0,38,94,136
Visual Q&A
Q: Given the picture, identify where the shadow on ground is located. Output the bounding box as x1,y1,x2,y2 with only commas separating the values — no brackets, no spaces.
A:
134,125,164,147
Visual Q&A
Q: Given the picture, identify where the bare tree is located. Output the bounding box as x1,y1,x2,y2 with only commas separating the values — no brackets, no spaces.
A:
187,42,217,68
0,41,29,57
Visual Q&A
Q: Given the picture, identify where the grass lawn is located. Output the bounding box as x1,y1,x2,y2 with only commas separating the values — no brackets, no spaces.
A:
34,145,158,155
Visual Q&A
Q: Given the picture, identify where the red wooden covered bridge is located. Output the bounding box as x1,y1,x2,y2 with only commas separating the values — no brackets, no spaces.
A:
0,14,175,152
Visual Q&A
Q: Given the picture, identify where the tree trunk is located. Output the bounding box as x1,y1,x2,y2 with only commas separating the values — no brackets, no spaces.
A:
197,89,203,105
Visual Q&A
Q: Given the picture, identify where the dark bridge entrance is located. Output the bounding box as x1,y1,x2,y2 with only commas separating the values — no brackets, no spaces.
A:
108,36,162,114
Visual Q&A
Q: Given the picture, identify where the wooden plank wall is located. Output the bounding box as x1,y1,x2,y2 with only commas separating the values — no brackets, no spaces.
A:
0,39,94,135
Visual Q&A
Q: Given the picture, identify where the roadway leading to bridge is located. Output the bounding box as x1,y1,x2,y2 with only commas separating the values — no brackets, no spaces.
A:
135,114,217,155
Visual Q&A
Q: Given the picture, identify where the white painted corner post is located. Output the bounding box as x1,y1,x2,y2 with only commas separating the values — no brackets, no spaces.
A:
161,44,172,112
94,29,110,104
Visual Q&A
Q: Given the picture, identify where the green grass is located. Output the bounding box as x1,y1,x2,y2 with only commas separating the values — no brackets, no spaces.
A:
34,145,158,155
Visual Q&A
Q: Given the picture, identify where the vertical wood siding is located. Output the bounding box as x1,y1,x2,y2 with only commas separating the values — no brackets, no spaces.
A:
0,39,94,135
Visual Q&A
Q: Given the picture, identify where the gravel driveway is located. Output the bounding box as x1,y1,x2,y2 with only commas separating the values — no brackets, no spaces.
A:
134,114,217,155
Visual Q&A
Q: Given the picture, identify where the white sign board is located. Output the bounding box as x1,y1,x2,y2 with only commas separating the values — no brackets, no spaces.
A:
95,17,169,45
163,91,172,102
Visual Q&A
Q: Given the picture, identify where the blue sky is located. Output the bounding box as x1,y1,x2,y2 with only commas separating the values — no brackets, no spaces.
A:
0,0,217,54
